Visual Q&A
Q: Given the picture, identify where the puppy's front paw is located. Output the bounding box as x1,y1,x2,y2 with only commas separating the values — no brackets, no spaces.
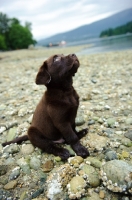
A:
57,148,70,160
77,128,88,139
71,141,89,158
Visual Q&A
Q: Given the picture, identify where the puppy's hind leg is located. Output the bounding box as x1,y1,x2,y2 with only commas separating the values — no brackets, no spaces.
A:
28,126,70,160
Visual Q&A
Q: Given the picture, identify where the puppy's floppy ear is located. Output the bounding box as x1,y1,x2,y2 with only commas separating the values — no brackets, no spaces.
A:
35,61,51,85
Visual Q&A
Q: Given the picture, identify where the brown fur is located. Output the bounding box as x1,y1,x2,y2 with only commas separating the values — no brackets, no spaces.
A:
2,54,89,160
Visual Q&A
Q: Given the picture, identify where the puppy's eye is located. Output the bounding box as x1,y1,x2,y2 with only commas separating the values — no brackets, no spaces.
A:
53,56,61,62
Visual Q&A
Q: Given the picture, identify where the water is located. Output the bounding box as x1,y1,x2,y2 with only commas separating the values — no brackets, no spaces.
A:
69,34,132,55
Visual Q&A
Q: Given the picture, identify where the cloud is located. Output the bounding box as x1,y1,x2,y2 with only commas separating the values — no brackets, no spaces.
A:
0,0,132,40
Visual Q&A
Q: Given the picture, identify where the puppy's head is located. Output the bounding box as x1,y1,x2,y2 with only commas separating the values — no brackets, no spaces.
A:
36,54,79,86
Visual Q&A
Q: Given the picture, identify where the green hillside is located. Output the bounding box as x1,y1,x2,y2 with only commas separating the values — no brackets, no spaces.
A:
100,21,132,37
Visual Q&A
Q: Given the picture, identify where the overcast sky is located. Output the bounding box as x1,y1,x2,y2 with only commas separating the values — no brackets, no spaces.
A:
1,0,132,40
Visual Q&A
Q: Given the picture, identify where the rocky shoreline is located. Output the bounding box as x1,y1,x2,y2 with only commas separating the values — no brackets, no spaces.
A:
0,47,132,200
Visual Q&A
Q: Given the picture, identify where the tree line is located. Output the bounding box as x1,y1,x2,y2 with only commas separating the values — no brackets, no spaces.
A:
0,12,36,50
100,21,132,37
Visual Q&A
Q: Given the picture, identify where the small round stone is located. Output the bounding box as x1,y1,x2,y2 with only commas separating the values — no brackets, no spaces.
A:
68,176,86,194
42,160,54,172
4,180,17,190
21,143,35,154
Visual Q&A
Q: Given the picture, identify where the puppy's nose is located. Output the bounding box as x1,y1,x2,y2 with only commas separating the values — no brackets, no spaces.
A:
70,54,76,57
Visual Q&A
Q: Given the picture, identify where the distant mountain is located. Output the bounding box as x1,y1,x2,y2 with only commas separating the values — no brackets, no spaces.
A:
38,8,132,45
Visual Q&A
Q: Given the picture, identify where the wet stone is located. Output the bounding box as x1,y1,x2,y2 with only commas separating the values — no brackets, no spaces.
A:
125,118,132,125
18,107,28,117
121,138,132,147
30,156,41,170
121,151,129,158
42,160,54,172
115,130,123,135
3,144,19,154
21,143,35,155
107,118,116,128
16,157,31,174
83,93,92,100
7,127,17,142
0,165,7,175
80,164,100,187
4,157,15,165
65,145,75,156
98,118,104,124
88,120,95,125
104,105,110,110
75,115,85,126
85,157,102,168
54,156,62,162
105,150,118,161
31,187,44,199
99,190,105,199
68,156,84,167
9,167,20,180
46,164,76,199
4,180,17,190
91,79,97,84
102,129,114,137
0,126,6,134
68,176,86,199
124,130,132,141
86,133,109,151
0,104,7,111
101,160,132,194
20,191,28,200
0,176,8,185
39,175,47,186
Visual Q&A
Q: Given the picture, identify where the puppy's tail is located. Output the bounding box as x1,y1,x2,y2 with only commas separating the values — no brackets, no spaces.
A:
2,135,29,147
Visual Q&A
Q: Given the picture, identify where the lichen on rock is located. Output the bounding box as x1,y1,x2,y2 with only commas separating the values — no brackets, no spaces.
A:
46,164,76,200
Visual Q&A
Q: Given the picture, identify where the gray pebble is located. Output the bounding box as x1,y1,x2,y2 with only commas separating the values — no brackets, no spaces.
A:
125,118,132,125
0,176,8,185
0,165,7,176
105,150,118,161
104,105,110,110
98,118,104,124
18,107,28,117
124,130,132,141
75,115,85,126
103,129,114,137
80,164,100,187
4,157,16,165
9,167,20,180
101,160,132,193
65,145,75,156
91,79,97,84
21,143,35,155
85,157,102,168
31,187,44,199
0,126,6,134
3,144,19,154
121,138,132,147
17,157,31,174
0,104,7,110
88,120,95,125
30,156,41,170
107,118,116,128
6,127,17,142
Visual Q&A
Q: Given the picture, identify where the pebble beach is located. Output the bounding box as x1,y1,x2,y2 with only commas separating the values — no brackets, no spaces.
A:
0,46,132,200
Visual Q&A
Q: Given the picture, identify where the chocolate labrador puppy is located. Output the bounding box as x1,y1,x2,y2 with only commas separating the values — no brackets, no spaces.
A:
2,54,89,160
